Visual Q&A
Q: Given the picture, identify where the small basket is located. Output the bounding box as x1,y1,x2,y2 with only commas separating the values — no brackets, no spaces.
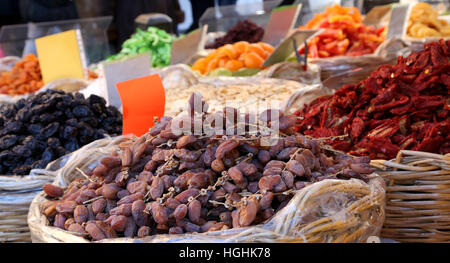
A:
0,136,125,243
371,150,450,243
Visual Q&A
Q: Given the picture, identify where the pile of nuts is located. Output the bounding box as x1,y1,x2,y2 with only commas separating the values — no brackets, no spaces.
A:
42,93,373,240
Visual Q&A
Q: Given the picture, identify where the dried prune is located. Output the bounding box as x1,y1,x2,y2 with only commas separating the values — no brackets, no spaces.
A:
0,135,18,150
41,148,54,163
73,105,92,118
47,137,61,149
41,122,60,138
27,124,42,135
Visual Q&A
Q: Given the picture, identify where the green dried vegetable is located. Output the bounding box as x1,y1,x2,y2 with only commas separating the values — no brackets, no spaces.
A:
107,27,174,68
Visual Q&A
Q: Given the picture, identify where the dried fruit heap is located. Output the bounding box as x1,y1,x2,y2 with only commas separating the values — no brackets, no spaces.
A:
205,19,265,50
298,5,385,58
42,94,373,241
192,41,274,75
0,54,44,95
0,90,122,175
294,40,450,159
407,3,450,38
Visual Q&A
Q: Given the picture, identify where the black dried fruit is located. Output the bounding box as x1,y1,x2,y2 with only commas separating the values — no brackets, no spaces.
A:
0,90,122,175
47,138,61,149
12,165,31,175
12,145,32,157
40,122,60,138
40,113,56,124
41,148,54,163
4,121,23,133
27,124,43,135
205,19,265,49
62,126,78,139
64,139,79,153
0,135,18,150
72,105,92,118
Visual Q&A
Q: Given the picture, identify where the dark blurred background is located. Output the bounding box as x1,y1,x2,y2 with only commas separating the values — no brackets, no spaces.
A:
0,0,188,54
4,0,441,58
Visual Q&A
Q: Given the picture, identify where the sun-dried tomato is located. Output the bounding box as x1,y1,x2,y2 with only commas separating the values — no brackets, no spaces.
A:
293,40,450,159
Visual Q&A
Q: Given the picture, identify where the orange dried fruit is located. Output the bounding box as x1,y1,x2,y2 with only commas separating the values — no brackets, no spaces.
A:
247,44,266,58
224,60,244,71
244,52,264,68
258,42,274,53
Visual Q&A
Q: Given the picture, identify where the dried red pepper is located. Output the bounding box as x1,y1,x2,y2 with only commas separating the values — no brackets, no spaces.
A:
293,40,450,159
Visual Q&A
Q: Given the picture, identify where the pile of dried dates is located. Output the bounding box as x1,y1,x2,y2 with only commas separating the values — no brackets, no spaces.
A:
0,90,122,175
42,94,373,240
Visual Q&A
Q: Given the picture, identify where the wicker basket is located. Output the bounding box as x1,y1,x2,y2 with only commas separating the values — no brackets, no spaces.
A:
29,176,385,243
371,150,450,243
27,135,386,243
0,136,125,243
0,172,55,242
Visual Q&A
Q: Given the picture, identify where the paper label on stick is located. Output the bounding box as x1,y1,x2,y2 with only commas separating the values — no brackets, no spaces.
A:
262,4,302,47
116,74,166,137
262,29,320,67
171,25,208,65
35,29,86,84
386,4,412,40
362,4,393,27
101,53,151,109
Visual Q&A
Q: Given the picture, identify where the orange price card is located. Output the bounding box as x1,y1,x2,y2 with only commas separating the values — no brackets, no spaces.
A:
116,74,166,137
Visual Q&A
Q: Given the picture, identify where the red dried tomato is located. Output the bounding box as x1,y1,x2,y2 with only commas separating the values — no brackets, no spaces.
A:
293,40,450,159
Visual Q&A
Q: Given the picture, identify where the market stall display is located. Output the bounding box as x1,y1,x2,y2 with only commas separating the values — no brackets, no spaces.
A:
28,94,385,242
407,3,450,39
1,0,449,244
107,27,173,68
298,5,386,58
192,41,274,76
205,20,265,50
293,40,449,160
